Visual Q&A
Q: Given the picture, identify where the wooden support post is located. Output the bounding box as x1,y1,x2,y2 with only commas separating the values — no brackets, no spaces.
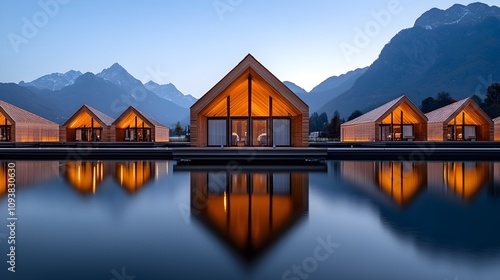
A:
248,74,252,146
227,96,230,146
269,96,273,147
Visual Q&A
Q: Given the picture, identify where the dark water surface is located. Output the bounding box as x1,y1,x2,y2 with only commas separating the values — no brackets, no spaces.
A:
0,160,499,280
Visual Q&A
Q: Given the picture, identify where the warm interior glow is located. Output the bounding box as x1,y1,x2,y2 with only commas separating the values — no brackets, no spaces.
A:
377,162,425,205
64,161,104,194
447,108,488,126
192,171,308,255
115,161,154,192
0,163,6,196
0,112,12,126
114,111,152,128
68,111,103,128
199,69,301,118
380,103,425,124
443,162,489,200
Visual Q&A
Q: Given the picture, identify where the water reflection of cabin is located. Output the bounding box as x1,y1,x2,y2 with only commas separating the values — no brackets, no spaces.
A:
190,171,308,256
115,161,155,192
62,160,156,194
60,104,115,142
341,161,426,206
113,106,169,142
190,54,309,147
341,96,427,142
0,161,59,196
426,98,493,141
427,162,491,200
0,100,59,142
63,161,108,194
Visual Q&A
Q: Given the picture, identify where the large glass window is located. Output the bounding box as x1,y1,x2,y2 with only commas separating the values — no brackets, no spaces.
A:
252,119,268,146
208,119,227,146
272,118,291,146
231,119,248,146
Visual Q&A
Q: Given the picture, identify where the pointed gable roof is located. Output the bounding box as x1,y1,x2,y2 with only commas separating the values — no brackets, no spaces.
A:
425,97,492,124
493,115,500,123
63,104,115,127
0,100,57,125
113,106,166,128
191,54,308,114
343,96,427,125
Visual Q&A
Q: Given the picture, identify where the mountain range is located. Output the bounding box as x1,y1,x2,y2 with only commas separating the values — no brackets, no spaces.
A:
1,64,196,126
317,2,500,119
1,2,499,124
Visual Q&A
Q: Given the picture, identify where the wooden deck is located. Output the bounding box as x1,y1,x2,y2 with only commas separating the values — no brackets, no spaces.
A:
0,143,500,161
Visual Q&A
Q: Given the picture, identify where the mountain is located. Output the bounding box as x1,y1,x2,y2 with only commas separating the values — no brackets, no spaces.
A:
283,81,307,95
318,2,500,119
0,83,63,122
415,2,500,29
95,63,189,125
1,69,190,126
96,63,145,91
306,68,367,113
19,70,82,91
284,69,366,114
144,81,197,109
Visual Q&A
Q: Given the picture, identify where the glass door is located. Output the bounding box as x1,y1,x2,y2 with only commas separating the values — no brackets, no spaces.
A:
252,119,268,146
231,119,248,146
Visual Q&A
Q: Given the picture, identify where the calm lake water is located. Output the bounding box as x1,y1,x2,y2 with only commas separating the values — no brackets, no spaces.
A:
1,160,499,280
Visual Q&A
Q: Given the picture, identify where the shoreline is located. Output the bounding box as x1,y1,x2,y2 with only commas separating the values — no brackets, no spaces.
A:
1,142,500,161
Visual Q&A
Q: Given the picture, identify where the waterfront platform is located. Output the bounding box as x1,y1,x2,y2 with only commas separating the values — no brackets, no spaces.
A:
1,142,500,161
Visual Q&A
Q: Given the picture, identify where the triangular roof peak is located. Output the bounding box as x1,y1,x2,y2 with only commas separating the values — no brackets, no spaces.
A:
112,106,165,127
63,104,115,126
425,97,492,124
191,54,308,113
343,95,427,125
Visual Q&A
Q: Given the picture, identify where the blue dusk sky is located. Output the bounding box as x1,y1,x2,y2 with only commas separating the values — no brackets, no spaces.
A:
1,0,498,98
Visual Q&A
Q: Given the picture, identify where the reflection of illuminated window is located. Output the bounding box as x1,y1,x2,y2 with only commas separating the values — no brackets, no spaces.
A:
231,173,248,194
252,173,268,194
273,173,291,194
208,172,227,194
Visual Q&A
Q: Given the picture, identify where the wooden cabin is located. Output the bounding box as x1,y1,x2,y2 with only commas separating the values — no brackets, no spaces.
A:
60,104,115,142
494,116,500,141
341,96,427,142
426,98,493,141
190,54,309,147
0,100,59,142
113,106,169,142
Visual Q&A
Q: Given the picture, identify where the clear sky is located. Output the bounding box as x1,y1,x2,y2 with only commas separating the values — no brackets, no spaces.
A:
1,0,498,98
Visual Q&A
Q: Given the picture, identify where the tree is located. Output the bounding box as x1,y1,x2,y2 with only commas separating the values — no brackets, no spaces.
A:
421,96,436,113
420,92,454,113
471,94,484,107
318,112,329,131
174,121,184,136
347,110,363,121
328,111,341,140
484,83,500,117
309,112,328,132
